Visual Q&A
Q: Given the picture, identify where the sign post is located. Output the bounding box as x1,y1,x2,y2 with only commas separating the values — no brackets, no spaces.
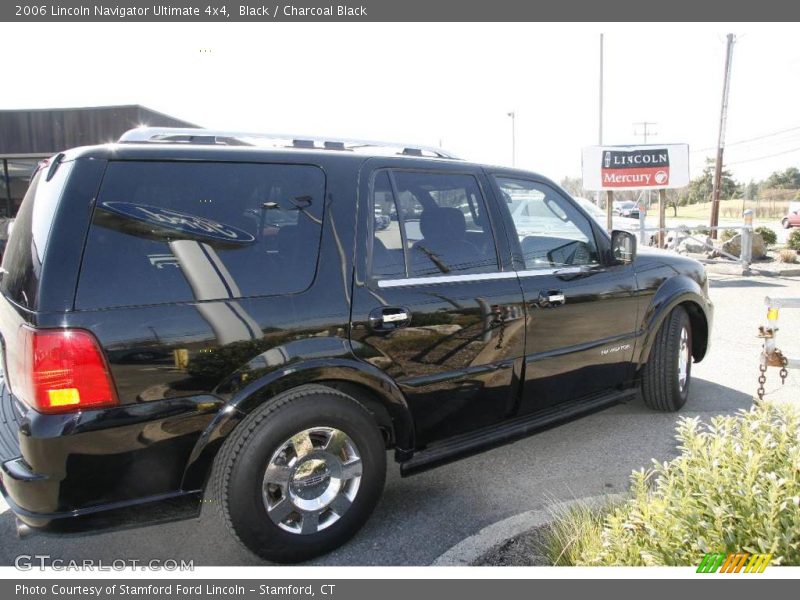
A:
638,201,647,245
582,144,690,248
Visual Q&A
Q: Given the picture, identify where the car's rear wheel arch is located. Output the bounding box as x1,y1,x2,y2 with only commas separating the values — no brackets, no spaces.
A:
182,362,415,492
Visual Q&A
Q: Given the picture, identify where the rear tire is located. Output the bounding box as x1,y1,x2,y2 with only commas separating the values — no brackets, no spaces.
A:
212,384,386,563
782,218,791,229
641,306,692,412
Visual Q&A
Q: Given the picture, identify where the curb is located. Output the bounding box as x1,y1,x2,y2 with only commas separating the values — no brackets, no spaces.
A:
704,263,800,277
432,493,623,566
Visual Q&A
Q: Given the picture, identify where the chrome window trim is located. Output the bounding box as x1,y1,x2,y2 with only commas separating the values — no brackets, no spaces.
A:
376,268,563,288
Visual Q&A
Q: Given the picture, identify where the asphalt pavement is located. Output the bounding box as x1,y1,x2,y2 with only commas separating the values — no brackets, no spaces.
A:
1,271,799,566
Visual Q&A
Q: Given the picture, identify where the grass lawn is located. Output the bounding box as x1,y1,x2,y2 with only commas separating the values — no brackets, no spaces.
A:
645,198,790,222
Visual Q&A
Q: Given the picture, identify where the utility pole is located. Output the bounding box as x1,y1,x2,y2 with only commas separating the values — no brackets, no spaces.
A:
710,33,736,239
633,121,658,144
507,111,516,167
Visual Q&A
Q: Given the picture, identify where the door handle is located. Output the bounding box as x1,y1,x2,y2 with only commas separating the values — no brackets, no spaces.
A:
369,307,411,331
537,290,566,308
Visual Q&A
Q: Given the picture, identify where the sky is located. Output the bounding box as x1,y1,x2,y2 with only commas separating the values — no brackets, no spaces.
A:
2,22,800,184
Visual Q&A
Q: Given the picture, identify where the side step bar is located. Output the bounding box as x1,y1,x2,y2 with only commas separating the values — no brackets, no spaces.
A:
400,388,637,477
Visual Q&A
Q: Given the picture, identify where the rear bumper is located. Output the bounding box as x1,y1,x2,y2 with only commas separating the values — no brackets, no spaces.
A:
1,478,202,532
0,379,220,529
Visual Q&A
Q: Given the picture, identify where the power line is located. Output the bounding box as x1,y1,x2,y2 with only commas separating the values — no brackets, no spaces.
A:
726,125,800,147
692,125,800,153
726,145,800,165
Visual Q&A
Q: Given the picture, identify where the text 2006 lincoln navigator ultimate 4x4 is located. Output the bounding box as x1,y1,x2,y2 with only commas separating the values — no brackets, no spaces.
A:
0,128,712,563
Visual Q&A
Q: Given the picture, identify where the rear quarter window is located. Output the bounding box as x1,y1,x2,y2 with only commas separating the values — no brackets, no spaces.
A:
0,160,74,310
76,161,325,309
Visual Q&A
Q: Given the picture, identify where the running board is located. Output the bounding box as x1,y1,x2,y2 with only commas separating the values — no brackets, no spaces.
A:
400,389,637,477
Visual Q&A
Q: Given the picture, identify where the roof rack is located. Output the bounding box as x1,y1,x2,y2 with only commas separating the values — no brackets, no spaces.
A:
117,127,459,159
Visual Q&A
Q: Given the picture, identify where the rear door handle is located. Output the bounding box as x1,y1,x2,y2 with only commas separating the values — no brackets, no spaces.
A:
537,290,566,308
369,307,411,331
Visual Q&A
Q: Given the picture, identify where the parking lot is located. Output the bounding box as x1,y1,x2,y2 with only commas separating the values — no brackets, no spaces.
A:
1,271,799,566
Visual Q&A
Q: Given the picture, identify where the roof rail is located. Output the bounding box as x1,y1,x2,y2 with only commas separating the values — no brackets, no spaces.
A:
117,127,459,159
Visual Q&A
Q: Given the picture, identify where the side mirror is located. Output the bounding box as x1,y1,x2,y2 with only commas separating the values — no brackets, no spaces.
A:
611,230,637,265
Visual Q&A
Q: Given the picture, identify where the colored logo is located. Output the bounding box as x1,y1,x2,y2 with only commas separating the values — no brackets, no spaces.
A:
696,552,772,573
99,202,255,245
601,148,671,189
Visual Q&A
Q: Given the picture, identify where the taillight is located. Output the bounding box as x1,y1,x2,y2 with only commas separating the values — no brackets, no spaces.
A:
9,328,118,414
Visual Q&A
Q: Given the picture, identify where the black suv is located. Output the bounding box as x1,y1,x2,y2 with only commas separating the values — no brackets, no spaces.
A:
0,129,712,563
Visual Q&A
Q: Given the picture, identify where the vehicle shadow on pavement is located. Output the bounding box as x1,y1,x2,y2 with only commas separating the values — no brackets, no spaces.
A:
0,378,753,567
622,377,754,414
683,377,755,412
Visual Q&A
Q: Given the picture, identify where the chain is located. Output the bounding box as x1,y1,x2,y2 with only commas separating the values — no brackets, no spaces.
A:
757,352,790,401
757,362,767,402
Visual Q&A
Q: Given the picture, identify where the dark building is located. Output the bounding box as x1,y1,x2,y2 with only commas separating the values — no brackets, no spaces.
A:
0,105,197,218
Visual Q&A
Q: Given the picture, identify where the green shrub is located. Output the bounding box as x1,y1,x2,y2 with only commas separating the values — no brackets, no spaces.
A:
720,228,738,241
788,229,800,252
552,402,800,566
755,226,778,246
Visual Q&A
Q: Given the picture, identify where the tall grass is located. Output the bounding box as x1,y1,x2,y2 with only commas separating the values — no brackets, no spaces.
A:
544,502,608,566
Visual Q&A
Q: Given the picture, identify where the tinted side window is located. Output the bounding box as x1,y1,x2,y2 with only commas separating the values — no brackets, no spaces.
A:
495,177,599,270
371,171,407,279
369,170,498,280
0,160,74,310
76,161,325,309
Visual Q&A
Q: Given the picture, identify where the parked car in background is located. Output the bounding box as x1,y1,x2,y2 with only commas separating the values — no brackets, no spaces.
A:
615,201,641,219
0,218,14,262
374,209,390,231
781,201,800,229
575,197,644,233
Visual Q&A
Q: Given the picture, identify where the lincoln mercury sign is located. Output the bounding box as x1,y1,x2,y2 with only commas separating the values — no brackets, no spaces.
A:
582,144,690,191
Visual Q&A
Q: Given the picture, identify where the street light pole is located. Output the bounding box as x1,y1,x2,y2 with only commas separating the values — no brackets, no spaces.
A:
507,111,516,167
599,33,604,147
597,33,604,208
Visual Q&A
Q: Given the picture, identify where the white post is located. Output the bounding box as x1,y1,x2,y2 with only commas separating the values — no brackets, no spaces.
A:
742,209,754,274
639,205,647,245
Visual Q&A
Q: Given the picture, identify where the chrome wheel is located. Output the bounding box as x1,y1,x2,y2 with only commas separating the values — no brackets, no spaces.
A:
678,326,690,391
262,427,362,535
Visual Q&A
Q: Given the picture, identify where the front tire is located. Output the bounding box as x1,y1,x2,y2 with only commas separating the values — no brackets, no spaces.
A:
641,306,692,412
212,384,386,563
